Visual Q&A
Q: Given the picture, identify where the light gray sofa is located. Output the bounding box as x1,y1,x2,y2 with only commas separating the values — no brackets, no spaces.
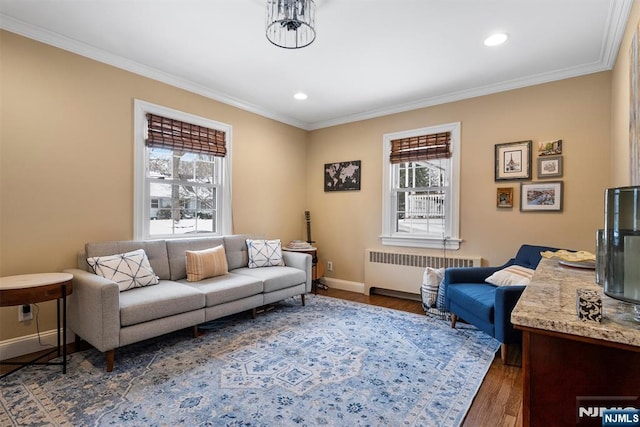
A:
64,235,312,372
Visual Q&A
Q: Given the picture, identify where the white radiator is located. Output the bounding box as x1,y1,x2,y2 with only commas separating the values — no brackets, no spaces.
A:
364,249,482,296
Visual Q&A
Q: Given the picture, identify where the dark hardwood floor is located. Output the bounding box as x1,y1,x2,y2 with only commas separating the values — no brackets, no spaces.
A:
2,288,523,426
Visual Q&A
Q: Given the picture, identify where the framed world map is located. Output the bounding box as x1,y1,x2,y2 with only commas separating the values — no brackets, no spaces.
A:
324,160,361,192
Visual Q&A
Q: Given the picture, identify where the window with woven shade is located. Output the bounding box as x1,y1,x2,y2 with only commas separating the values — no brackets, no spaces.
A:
382,123,461,249
134,101,232,240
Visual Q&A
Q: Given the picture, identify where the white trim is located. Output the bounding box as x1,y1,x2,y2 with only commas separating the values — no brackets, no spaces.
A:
381,122,461,249
0,15,307,130
0,329,74,360
1,0,631,132
380,236,461,250
133,99,232,240
320,277,364,294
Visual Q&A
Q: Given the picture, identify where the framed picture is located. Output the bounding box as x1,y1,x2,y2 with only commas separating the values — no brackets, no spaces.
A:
495,140,532,181
324,160,361,192
537,155,563,178
520,181,563,212
497,187,513,208
537,139,563,156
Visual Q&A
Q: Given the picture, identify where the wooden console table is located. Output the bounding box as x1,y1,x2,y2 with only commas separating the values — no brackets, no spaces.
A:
512,259,640,427
0,272,73,378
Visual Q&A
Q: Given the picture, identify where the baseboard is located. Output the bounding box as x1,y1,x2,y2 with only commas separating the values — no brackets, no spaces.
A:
0,329,75,361
320,277,365,293
371,288,421,301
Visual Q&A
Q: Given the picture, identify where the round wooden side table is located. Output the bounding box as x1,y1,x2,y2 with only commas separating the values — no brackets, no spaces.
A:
0,272,73,378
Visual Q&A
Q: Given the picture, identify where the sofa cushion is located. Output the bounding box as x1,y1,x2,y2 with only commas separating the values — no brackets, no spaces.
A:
86,240,171,280
224,235,250,270
185,245,229,282
87,249,159,292
233,266,306,293
246,239,285,268
180,273,263,306
119,280,205,327
447,283,496,323
166,237,224,280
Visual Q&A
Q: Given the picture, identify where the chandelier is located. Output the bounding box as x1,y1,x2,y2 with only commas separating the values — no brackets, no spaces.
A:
266,0,316,49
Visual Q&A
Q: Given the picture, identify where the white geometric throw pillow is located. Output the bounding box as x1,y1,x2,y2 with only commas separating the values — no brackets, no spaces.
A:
246,239,285,268
87,249,159,291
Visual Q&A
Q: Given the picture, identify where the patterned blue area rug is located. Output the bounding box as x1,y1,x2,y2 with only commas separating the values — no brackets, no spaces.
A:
0,295,499,426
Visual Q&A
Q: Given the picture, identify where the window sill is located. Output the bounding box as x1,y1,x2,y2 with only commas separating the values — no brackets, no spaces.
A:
380,235,461,250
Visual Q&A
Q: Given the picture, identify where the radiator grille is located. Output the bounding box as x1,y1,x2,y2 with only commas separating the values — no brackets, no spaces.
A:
368,250,479,269
364,249,481,295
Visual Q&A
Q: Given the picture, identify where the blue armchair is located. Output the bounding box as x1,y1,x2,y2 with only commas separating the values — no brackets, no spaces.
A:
444,244,560,363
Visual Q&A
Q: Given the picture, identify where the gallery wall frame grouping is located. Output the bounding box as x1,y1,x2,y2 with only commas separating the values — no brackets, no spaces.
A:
495,138,564,212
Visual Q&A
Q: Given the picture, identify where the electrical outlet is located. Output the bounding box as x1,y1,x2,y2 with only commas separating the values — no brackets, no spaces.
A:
327,261,333,272
18,304,33,322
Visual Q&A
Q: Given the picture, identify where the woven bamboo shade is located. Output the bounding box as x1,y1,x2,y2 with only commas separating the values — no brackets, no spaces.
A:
389,132,451,164
146,113,226,157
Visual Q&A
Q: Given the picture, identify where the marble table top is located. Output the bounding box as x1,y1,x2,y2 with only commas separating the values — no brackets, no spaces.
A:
511,258,640,348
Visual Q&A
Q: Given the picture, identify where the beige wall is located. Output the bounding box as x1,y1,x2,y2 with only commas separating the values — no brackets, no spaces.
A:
2,5,638,345
0,31,308,341
308,73,612,284
611,1,640,186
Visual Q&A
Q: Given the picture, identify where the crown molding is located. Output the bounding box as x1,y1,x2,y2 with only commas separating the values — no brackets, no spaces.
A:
1,0,633,132
307,61,611,130
0,14,310,130
307,0,634,130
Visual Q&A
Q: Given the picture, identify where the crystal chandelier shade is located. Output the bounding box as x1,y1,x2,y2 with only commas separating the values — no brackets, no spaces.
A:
266,0,316,49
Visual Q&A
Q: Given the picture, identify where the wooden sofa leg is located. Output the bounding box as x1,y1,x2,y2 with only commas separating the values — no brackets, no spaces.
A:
252,308,257,319
450,313,457,328
301,294,306,306
501,343,508,364
106,350,115,372
192,325,199,338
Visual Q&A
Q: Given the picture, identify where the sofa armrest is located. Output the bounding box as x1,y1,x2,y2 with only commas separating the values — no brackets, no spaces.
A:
63,268,120,352
282,251,313,293
494,285,526,344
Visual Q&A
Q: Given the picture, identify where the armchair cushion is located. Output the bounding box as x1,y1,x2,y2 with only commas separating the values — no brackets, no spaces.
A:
447,283,496,324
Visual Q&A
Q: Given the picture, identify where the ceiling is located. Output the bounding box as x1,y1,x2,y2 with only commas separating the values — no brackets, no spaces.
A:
0,0,634,130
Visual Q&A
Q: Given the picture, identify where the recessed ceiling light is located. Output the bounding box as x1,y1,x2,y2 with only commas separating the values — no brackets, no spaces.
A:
293,92,308,100
484,33,509,47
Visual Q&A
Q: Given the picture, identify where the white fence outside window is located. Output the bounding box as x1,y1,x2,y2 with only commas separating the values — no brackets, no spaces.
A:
405,194,444,218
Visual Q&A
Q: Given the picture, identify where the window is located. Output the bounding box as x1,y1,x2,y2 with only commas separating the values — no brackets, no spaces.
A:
381,122,461,249
134,100,232,240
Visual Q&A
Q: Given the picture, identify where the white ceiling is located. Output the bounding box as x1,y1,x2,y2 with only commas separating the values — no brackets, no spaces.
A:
0,0,634,130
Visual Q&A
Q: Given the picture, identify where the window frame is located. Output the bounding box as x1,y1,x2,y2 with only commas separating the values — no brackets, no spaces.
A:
133,100,232,240
381,122,461,250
